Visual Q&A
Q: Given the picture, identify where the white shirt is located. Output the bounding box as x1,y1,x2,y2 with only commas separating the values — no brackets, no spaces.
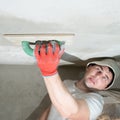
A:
47,80,104,120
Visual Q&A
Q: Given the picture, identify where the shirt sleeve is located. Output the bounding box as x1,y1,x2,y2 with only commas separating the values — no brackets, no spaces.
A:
85,93,104,120
63,80,104,120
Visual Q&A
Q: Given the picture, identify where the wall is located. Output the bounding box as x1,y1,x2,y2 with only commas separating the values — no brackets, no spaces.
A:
0,64,84,120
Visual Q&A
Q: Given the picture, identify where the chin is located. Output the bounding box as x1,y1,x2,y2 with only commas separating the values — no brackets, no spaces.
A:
93,87,105,91
85,82,94,88
90,87,102,91
86,84,102,91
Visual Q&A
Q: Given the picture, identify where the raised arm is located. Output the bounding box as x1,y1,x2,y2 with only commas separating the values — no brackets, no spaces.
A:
34,41,89,120
44,74,89,120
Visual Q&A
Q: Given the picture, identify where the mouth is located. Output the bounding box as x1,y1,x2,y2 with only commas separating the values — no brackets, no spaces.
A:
88,77,95,85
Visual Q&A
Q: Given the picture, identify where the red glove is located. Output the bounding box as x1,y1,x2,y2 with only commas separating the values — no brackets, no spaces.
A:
34,41,65,76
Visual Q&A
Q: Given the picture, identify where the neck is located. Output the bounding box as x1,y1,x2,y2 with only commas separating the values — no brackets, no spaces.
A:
75,79,93,93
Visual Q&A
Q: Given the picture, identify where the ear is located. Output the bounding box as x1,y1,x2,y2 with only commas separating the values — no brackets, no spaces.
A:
86,65,91,70
86,66,90,72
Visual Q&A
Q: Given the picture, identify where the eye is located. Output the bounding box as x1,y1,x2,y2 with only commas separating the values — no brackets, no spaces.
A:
96,66,101,71
102,75,110,83
96,66,105,75
102,76,107,80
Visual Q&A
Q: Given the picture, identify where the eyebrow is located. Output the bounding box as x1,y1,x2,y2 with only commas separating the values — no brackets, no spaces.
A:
99,66,109,80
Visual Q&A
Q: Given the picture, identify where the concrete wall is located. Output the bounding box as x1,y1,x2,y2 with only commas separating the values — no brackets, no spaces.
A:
0,64,47,120
0,64,84,120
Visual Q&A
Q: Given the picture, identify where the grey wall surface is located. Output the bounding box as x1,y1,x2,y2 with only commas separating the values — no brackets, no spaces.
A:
0,64,84,120
0,64,47,120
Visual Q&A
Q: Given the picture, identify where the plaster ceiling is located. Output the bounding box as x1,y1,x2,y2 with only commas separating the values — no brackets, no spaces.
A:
0,0,120,64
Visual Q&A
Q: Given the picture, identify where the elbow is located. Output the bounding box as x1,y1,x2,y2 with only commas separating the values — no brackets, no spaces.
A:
59,106,79,119
59,100,89,120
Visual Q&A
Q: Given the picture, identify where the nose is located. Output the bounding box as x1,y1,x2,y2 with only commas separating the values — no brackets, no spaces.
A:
94,72,103,80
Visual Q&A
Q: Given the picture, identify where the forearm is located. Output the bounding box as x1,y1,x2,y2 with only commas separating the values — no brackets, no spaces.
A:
44,73,78,117
34,41,89,119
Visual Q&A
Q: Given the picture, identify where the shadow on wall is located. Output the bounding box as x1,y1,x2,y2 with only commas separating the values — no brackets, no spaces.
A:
25,65,85,120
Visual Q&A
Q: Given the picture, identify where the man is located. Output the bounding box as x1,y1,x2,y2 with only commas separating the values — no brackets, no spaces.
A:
34,41,120,120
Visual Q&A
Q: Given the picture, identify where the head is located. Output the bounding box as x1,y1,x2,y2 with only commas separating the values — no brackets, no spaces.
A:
84,59,120,90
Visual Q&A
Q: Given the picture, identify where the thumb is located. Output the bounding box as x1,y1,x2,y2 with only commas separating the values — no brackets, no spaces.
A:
59,44,65,58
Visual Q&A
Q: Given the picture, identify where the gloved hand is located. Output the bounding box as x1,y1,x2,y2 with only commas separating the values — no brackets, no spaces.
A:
34,40,65,77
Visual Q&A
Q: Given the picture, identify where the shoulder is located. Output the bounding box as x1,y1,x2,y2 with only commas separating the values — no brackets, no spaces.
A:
63,79,77,89
63,79,76,85
87,92,104,102
85,92,104,120
63,79,77,92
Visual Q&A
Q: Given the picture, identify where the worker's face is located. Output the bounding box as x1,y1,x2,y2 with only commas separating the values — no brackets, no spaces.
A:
84,65,113,90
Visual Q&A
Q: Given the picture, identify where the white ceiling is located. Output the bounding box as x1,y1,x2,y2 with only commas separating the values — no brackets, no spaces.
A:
0,0,120,64
0,0,120,23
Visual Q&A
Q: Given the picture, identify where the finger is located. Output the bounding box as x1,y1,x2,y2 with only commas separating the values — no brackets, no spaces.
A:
34,45,40,59
59,48,65,58
50,40,56,54
45,43,48,55
40,43,47,57
47,43,53,56
38,41,42,55
54,43,60,56
41,41,50,55
59,43,65,57
35,41,43,55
